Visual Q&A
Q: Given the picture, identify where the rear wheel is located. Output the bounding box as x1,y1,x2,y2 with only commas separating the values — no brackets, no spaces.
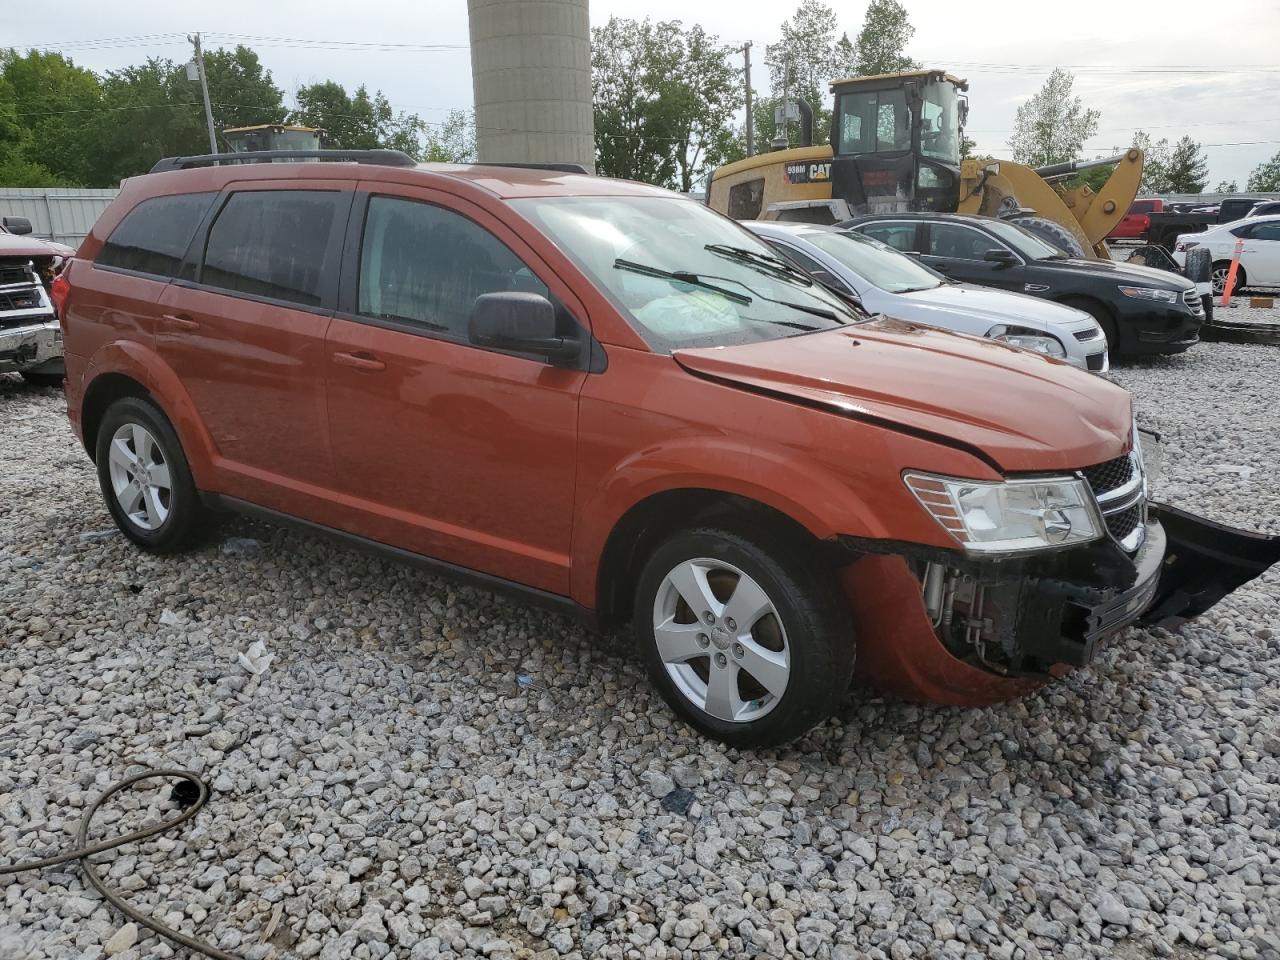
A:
20,370,63,388
1212,261,1247,298
95,396,207,552
634,524,855,747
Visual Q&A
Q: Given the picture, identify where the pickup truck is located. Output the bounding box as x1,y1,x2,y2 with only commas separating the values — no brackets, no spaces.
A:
1107,198,1164,241
1146,196,1264,249
1,216,73,386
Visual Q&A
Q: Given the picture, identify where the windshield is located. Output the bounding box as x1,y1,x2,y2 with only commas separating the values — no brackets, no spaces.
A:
919,81,960,163
512,196,864,351
983,219,1069,260
803,229,942,293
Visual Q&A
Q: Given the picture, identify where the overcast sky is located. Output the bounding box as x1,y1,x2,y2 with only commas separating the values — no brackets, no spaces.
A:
18,0,1280,190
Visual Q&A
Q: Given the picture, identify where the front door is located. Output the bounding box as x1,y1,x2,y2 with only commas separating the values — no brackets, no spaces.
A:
919,221,1026,291
323,188,589,594
1242,220,1280,284
156,184,352,506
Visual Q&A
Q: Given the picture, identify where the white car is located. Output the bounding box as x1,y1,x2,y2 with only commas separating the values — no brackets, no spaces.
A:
745,221,1108,373
1173,214,1280,296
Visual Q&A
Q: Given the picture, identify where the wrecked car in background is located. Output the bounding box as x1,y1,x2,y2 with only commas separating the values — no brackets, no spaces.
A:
1,216,73,387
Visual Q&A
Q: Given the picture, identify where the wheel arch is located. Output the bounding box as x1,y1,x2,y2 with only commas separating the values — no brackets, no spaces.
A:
592,488,844,631
81,372,152,461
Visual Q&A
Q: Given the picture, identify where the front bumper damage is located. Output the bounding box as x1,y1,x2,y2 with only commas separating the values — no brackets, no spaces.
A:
0,317,62,375
841,503,1280,705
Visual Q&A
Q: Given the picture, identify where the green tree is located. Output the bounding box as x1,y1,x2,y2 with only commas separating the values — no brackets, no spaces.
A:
291,81,425,155
1213,179,1238,193
852,0,918,75
764,1,847,146
421,109,475,163
1165,135,1208,193
1,50,102,185
1008,69,1099,167
1247,150,1280,191
1129,131,1172,193
592,18,739,189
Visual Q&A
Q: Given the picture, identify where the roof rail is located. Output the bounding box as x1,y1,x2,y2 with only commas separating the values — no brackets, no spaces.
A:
149,149,418,173
469,162,592,175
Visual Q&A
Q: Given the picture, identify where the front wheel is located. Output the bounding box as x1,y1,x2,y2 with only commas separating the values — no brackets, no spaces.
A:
95,396,207,552
634,524,855,748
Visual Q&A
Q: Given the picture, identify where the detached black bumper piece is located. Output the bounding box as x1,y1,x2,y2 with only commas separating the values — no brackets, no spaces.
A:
1140,502,1280,628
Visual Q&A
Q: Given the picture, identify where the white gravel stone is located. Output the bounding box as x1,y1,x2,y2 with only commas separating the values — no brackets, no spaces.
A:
2,346,1279,959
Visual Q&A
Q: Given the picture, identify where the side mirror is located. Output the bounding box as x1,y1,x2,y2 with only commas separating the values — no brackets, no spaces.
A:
2,216,33,236
469,292,581,364
983,248,1017,268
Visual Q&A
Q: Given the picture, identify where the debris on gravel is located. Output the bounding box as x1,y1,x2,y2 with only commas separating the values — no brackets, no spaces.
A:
1,345,1278,959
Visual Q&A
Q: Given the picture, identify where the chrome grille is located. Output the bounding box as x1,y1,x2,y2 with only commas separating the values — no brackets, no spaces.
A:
1080,451,1146,552
0,262,34,287
1183,289,1203,314
1082,455,1134,497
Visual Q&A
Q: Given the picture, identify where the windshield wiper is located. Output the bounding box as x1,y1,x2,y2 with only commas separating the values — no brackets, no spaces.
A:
703,244,815,285
613,258,751,304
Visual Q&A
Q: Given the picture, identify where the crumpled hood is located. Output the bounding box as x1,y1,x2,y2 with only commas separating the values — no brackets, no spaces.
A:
0,231,75,259
674,318,1133,473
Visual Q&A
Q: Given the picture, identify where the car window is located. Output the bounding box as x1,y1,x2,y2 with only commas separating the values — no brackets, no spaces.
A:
926,223,998,260
806,230,943,293
1130,200,1156,215
1252,222,1280,242
727,179,764,220
860,222,917,252
765,240,853,292
358,195,549,339
201,191,341,307
96,192,217,278
837,89,909,154
1230,222,1256,238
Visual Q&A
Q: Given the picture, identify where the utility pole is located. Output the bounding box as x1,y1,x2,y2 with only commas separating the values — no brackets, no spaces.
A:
188,33,218,154
741,42,754,157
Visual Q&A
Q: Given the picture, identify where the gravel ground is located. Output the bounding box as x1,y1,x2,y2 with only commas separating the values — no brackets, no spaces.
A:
2,343,1279,960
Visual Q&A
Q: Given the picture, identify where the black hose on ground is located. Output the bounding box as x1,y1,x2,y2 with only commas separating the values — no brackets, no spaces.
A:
0,769,241,960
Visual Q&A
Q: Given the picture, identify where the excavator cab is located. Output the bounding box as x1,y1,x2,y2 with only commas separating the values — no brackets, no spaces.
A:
827,70,968,215
222,125,324,154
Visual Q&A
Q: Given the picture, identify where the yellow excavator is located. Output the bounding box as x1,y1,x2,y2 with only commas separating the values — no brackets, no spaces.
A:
706,69,1143,262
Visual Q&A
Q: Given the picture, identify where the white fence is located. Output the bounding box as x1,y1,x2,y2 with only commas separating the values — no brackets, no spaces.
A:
0,187,119,248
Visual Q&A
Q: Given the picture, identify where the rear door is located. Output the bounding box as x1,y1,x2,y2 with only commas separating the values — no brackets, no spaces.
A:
919,221,1026,291
322,185,590,594
1241,220,1280,284
156,181,353,507
856,220,922,255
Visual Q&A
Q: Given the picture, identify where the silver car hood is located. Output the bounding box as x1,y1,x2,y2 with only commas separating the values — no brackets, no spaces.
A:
895,283,1094,333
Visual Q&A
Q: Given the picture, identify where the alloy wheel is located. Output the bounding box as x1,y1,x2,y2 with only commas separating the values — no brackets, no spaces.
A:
107,422,172,531
651,558,791,723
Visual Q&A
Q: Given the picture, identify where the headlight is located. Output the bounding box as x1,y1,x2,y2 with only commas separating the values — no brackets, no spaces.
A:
986,324,1066,358
1118,285,1178,303
904,472,1103,555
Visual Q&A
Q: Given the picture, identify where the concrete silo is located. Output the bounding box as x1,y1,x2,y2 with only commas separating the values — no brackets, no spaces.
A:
467,0,595,171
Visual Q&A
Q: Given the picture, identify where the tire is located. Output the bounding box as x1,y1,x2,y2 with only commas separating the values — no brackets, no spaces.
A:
1182,246,1211,285
634,523,855,748
1008,215,1087,259
94,396,207,553
1212,261,1247,298
1062,296,1120,357
20,370,64,388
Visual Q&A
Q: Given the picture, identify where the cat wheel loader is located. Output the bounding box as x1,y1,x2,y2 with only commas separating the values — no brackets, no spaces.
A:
707,69,1142,262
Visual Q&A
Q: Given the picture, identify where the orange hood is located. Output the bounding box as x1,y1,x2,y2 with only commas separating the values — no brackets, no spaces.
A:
674,318,1132,473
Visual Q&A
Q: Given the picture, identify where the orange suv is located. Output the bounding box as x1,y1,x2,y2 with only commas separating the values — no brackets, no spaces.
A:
57,151,1278,746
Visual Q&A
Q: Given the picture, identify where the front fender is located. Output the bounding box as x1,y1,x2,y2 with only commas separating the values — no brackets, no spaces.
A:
569,436,896,607
83,340,219,487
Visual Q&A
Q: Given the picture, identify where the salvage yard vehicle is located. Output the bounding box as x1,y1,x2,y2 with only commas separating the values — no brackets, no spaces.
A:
745,220,1108,372
1146,196,1268,249
843,212,1204,358
1107,198,1164,242
1173,214,1280,296
56,151,1280,746
0,216,74,386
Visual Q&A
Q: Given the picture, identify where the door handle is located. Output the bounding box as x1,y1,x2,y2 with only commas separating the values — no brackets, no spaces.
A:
332,351,386,372
160,313,200,332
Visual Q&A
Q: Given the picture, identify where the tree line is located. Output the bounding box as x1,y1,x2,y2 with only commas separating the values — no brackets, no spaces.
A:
4,2,1278,195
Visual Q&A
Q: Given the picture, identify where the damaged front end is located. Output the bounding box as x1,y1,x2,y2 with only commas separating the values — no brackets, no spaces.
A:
843,441,1280,705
